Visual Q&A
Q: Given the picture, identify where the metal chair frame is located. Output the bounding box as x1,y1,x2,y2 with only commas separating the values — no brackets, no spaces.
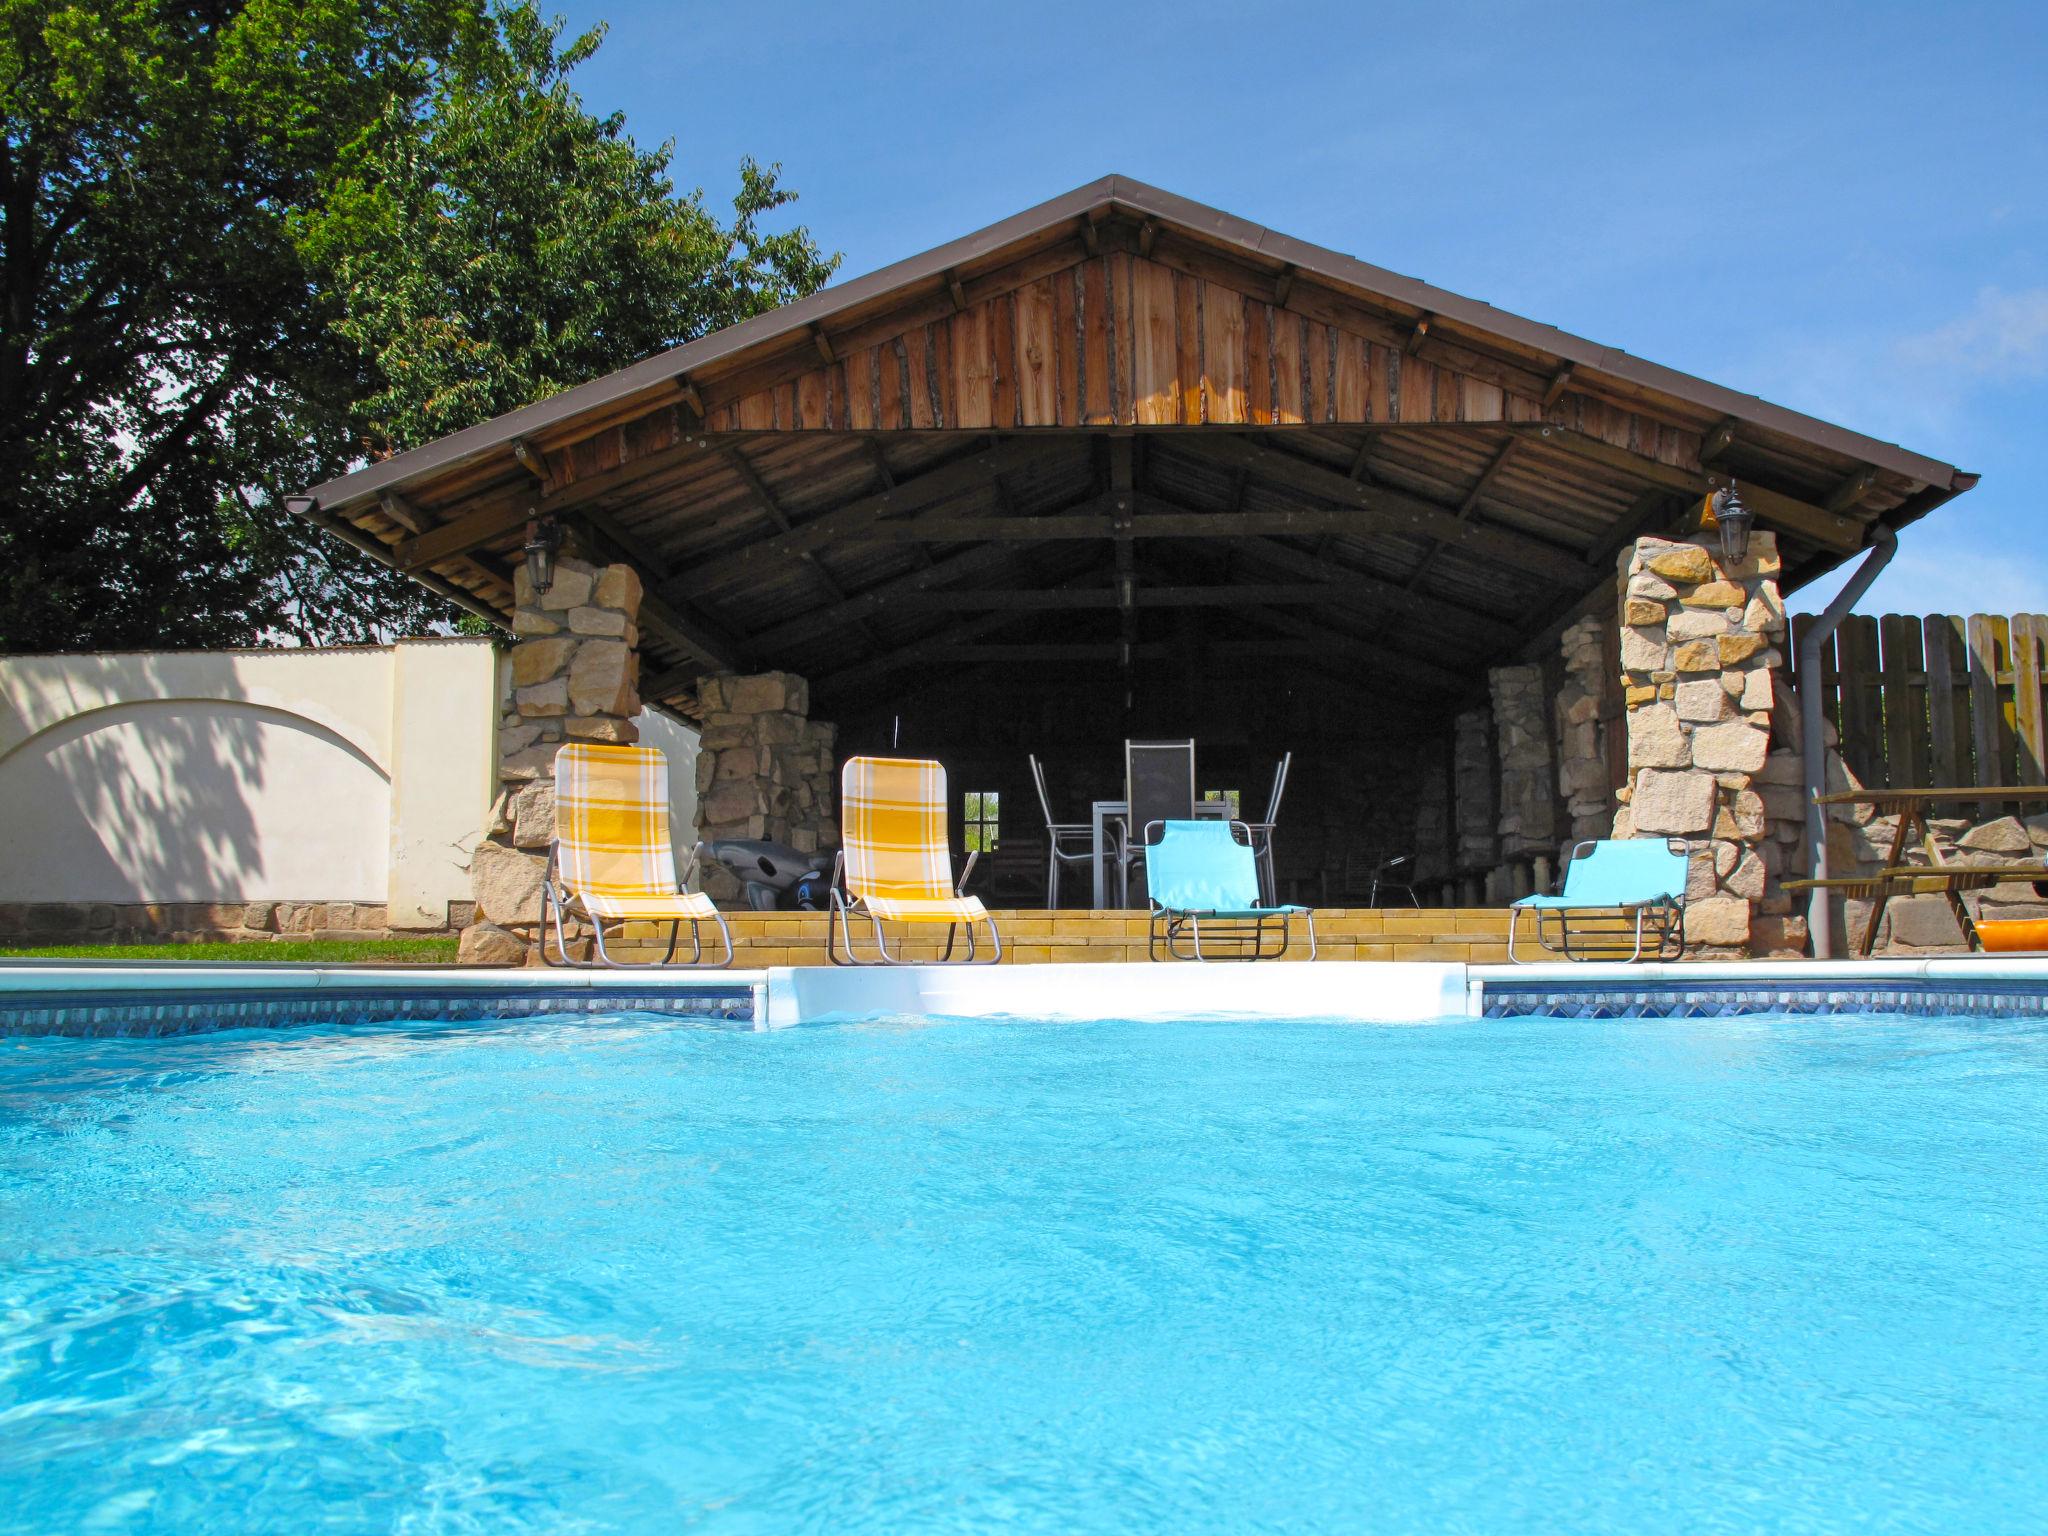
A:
1029,753,1096,909
1240,750,1292,905
1369,853,1422,908
539,842,735,968
1141,819,1319,962
1506,839,1688,964
825,849,1004,966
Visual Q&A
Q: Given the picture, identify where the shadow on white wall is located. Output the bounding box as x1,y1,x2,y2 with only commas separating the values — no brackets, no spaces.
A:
0,698,391,903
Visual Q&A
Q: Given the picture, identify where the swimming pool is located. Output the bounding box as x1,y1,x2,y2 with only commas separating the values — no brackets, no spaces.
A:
4,1004,2046,1532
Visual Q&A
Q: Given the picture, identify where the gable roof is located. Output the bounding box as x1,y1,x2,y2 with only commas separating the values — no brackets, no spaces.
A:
304,173,1969,514
292,176,1976,713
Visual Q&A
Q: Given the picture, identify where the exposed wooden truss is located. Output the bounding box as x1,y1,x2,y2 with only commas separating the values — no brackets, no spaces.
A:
299,180,1970,736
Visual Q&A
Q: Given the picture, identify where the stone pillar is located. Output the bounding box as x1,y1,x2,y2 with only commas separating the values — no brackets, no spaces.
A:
691,672,838,906
457,556,643,965
1490,663,1559,893
1553,616,1616,847
1612,531,1787,954
1452,705,1497,900
1410,744,1452,887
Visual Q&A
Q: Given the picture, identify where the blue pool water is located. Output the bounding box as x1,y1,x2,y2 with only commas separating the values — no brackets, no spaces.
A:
3,1010,2046,1533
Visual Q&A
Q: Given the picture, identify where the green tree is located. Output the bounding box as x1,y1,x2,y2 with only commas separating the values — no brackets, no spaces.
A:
0,1,837,650
299,6,836,458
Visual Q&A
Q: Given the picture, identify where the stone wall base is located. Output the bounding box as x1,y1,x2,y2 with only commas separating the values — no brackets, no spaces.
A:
0,899,474,946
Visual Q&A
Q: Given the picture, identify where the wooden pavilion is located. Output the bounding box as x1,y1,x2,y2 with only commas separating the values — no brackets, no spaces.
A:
296,176,1973,917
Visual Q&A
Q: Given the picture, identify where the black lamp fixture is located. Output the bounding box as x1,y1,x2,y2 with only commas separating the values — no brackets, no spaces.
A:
521,514,564,596
1710,481,1754,565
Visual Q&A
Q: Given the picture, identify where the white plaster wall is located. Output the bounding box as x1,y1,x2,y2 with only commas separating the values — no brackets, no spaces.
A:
0,641,497,908
386,641,499,926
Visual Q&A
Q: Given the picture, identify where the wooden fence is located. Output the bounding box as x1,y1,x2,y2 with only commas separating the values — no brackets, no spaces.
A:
1791,612,2048,797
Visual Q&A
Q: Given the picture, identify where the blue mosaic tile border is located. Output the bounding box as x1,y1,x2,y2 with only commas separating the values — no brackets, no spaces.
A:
1482,980,2048,1020
0,987,757,1038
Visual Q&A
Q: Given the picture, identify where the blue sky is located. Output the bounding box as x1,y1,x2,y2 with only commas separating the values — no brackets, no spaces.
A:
554,0,2047,615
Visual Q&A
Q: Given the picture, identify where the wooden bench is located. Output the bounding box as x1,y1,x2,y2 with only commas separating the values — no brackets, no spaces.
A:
1785,787,2048,953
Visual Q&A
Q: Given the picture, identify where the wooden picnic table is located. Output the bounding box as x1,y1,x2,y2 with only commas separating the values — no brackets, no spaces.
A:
1786,787,2048,954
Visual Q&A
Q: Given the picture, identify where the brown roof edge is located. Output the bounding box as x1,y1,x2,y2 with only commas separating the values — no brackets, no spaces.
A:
1780,471,1978,597
303,174,1967,512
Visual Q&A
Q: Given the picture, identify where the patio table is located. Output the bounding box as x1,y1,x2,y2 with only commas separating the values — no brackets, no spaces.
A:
1787,786,2048,954
1090,798,1233,908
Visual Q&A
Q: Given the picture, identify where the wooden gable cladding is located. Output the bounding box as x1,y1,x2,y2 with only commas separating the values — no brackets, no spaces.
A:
691,251,1702,463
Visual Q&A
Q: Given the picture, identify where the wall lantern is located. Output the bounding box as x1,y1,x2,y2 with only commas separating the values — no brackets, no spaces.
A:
1710,482,1754,565
522,514,564,595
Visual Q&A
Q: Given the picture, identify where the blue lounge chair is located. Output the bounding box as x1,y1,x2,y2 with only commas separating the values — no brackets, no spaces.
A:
1143,819,1317,961
1508,838,1690,963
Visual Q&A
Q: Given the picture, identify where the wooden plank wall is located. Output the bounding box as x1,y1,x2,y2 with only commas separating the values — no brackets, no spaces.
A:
693,252,1702,460
1793,612,2048,806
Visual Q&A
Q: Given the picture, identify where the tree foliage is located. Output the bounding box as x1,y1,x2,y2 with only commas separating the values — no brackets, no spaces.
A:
0,1,836,650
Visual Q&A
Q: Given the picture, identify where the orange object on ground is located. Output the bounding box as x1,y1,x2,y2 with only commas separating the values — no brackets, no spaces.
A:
1977,919,2048,953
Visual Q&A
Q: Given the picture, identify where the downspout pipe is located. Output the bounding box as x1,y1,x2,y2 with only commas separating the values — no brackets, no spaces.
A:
1798,524,1896,957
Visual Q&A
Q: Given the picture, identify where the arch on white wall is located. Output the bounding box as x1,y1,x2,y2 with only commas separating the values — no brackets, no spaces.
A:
0,688,391,774
0,699,392,903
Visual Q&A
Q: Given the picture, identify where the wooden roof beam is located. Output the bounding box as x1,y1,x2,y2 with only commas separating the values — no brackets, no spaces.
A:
813,608,1057,694
1697,417,1740,466
1236,605,1470,692
393,500,530,572
536,425,716,509
834,492,1558,546
1226,536,1522,645
748,541,1025,652
1541,362,1575,408
376,489,428,536
1824,464,1880,514
510,436,551,488
1404,313,1435,357
667,436,1039,595
1173,434,1591,583
570,505,755,673
1456,436,1520,518
848,580,1507,615
1506,422,1863,552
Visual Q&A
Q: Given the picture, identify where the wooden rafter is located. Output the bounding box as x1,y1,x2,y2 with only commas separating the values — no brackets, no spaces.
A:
1233,605,1470,692
1225,537,1521,644
665,436,1035,595
1506,422,1863,552
1173,435,1590,583
394,501,530,572
1696,418,1740,466
571,506,753,673
1824,464,1879,513
376,489,428,536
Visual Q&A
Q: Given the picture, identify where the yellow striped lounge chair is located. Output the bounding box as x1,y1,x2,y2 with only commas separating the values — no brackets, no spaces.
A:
829,755,1001,965
541,743,732,967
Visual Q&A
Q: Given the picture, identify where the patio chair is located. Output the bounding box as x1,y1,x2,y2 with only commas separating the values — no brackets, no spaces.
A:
1506,838,1688,963
1241,751,1292,904
1029,753,1095,908
1116,739,1197,907
828,755,1002,965
541,742,733,968
1143,818,1317,961
1368,852,1420,908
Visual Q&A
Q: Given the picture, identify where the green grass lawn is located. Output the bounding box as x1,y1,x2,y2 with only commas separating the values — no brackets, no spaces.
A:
0,938,463,964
